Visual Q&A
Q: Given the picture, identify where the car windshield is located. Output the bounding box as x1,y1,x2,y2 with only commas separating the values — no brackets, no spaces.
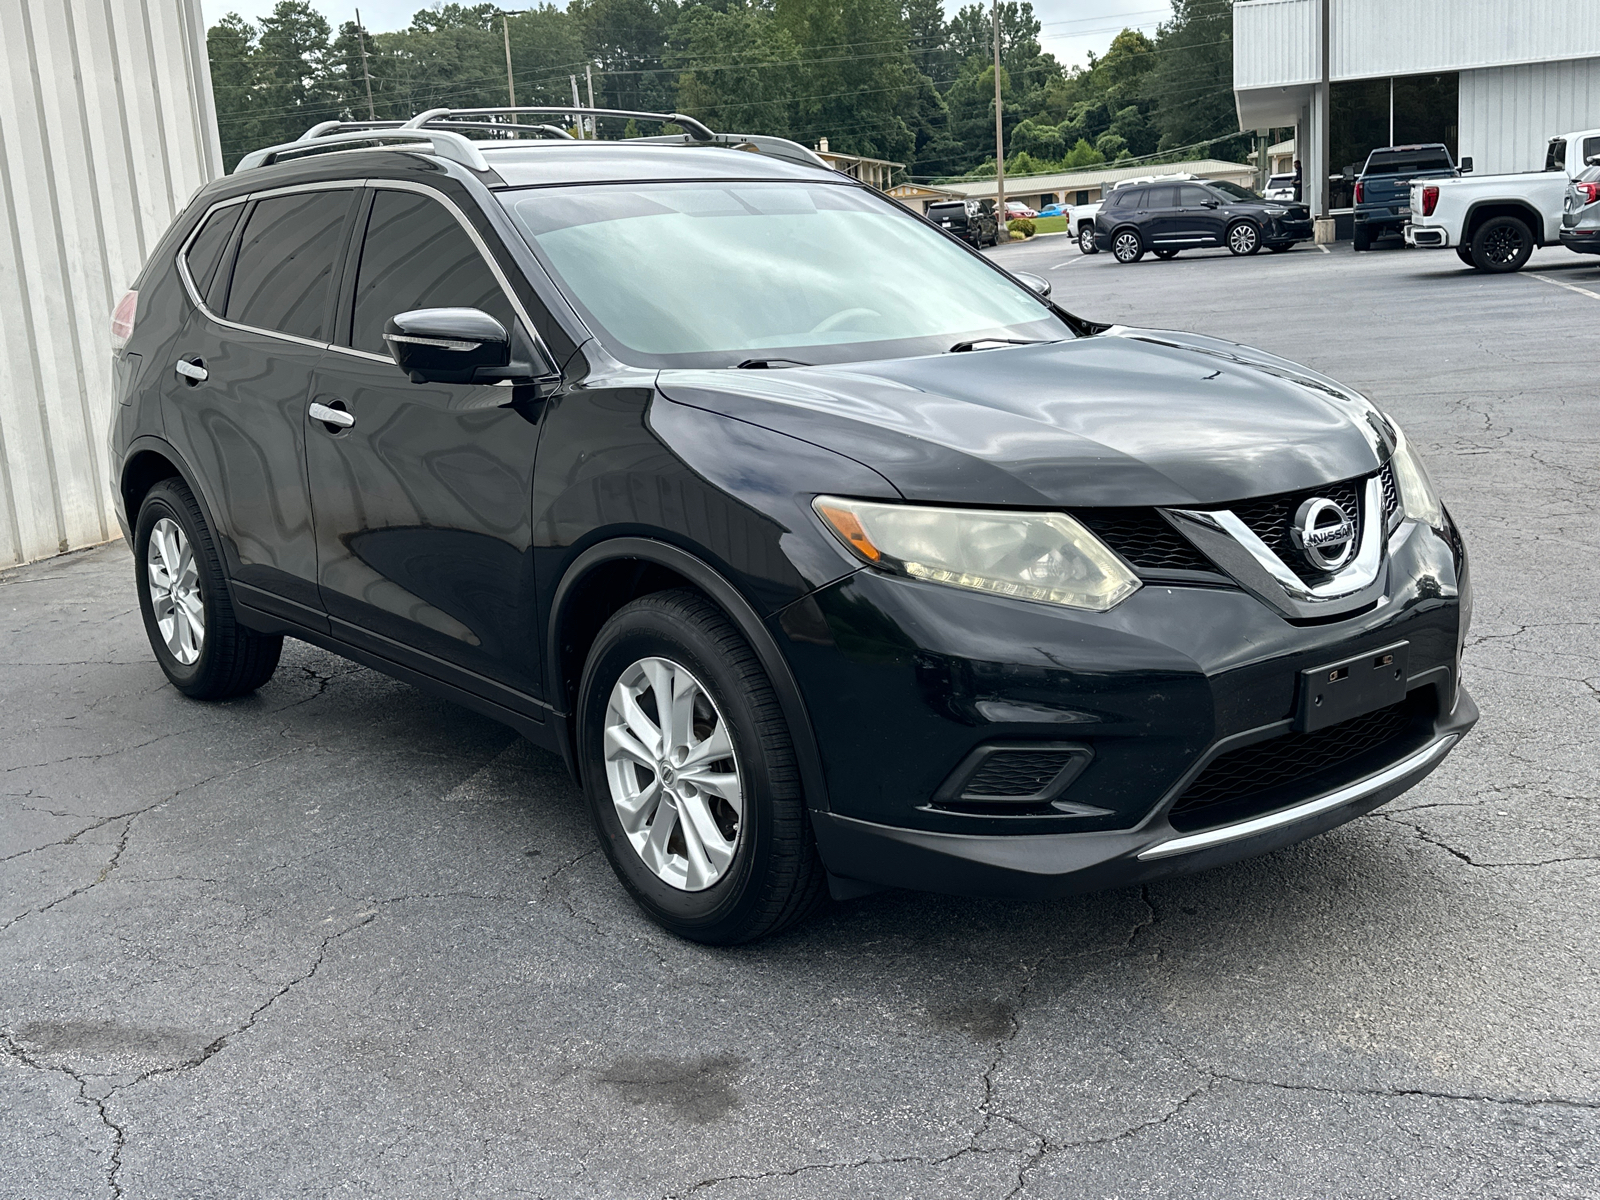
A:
498,181,1066,368
1365,149,1453,174
1209,181,1262,201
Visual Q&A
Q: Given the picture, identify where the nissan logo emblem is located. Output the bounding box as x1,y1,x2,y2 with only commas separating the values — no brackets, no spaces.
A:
1291,497,1356,571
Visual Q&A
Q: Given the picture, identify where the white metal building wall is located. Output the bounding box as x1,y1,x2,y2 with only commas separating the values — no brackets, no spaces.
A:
1461,58,1600,175
0,0,219,566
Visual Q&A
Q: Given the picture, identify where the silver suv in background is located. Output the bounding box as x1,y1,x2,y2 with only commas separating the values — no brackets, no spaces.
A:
1561,162,1600,257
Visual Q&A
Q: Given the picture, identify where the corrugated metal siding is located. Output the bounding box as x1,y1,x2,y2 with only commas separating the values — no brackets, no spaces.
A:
1335,0,1600,80
1461,58,1600,175
0,0,218,566
1238,0,1600,89
1235,0,1320,90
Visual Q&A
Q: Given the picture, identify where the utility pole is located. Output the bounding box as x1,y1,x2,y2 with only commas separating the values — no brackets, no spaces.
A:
992,0,1008,241
586,63,598,139
570,75,584,138
354,7,375,121
502,12,516,108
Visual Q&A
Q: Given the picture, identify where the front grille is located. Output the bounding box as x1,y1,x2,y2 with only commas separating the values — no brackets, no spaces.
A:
1169,691,1426,831
1075,508,1215,574
964,750,1077,798
1379,462,1400,526
1226,474,1367,584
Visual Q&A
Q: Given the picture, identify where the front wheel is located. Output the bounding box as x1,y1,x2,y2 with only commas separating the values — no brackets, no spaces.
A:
1227,221,1262,256
1112,230,1144,263
577,589,826,944
1266,242,1293,253
1470,216,1533,272
134,477,282,699
1078,225,1098,255
1153,248,1179,260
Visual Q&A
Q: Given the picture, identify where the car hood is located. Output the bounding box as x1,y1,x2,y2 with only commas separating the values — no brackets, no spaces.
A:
655,329,1392,508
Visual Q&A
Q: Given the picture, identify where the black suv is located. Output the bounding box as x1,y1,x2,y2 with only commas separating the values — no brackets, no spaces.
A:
926,198,999,247
109,109,1474,944
1095,179,1313,262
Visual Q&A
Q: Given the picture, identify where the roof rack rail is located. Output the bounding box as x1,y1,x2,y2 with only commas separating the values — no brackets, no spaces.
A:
234,127,491,174
405,107,830,171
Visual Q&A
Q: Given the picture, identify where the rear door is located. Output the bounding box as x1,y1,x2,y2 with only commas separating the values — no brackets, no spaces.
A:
304,184,547,703
1140,186,1181,244
164,184,358,630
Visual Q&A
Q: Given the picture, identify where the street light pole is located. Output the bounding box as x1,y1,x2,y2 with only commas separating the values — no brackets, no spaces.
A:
993,0,1008,241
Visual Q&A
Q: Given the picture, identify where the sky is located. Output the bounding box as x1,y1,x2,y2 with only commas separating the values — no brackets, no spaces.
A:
199,0,1173,74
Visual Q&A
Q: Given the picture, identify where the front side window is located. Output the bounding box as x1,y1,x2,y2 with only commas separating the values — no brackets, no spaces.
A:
225,190,353,341
350,191,514,356
498,181,1064,368
1208,181,1263,202
1178,185,1213,207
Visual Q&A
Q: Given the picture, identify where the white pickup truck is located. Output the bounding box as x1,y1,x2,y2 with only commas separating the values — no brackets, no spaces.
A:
1403,128,1600,272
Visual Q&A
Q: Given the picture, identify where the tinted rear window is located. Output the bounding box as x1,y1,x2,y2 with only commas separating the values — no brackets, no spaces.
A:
225,190,353,341
1110,188,1141,207
183,203,243,301
1364,149,1452,175
928,203,965,218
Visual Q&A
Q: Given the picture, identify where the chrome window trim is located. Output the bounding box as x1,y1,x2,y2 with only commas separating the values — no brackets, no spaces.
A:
175,177,555,370
175,180,363,351
1137,734,1457,861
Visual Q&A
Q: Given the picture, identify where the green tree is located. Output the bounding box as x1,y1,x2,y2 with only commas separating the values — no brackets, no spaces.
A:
1143,0,1242,156
252,1,339,146
208,15,259,168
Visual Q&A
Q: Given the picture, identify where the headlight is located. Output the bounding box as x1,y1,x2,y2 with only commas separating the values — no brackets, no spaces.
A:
1388,422,1445,530
814,496,1140,612
1264,206,1288,215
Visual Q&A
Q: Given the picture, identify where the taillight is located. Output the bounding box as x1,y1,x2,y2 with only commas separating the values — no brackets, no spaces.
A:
1353,181,1364,204
1579,182,1600,206
111,290,138,351
1422,186,1440,217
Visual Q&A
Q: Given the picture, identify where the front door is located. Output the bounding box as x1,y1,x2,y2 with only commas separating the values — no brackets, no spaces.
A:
163,185,359,629
1177,185,1227,246
304,186,546,703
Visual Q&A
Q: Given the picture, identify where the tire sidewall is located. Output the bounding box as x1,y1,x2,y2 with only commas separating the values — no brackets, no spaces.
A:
577,604,782,937
1113,230,1142,262
1079,226,1096,254
1473,217,1532,272
134,483,216,690
1228,221,1261,255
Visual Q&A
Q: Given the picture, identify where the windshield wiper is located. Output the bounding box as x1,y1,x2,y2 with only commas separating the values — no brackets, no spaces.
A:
735,357,811,369
948,337,1054,353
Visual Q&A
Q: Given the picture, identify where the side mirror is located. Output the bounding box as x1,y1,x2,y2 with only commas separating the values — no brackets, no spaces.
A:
1460,157,1473,173
1014,271,1051,298
1203,199,1221,208
384,307,557,387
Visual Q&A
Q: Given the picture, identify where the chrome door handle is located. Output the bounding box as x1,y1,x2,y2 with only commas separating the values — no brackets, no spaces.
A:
309,402,354,429
174,359,207,382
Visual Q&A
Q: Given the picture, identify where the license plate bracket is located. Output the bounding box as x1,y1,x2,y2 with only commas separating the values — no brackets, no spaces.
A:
1295,641,1410,733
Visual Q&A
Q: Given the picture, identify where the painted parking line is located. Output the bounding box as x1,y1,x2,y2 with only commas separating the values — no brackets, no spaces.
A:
1527,271,1600,300
1051,258,1086,268
1317,243,1331,254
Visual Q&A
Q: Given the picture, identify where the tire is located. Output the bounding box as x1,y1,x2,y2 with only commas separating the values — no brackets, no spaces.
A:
1112,229,1144,263
1153,248,1179,260
1267,242,1293,253
1352,226,1371,252
1455,246,1476,266
1227,221,1262,256
577,588,826,944
1469,216,1534,273
134,477,282,699
1078,225,1098,255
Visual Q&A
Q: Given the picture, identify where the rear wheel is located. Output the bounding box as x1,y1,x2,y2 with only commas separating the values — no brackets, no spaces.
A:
1153,248,1179,260
134,477,281,699
1078,225,1098,255
1353,225,1372,252
1112,230,1144,263
1227,221,1262,256
1469,216,1533,272
577,589,826,944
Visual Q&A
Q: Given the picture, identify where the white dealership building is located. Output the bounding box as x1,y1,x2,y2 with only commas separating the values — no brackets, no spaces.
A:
1234,0,1600,223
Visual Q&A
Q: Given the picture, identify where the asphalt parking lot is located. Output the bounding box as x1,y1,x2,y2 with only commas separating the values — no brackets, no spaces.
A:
4,238,1598,1200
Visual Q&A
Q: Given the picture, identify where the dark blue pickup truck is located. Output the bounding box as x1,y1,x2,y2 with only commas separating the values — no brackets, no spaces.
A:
1354,144,1460,251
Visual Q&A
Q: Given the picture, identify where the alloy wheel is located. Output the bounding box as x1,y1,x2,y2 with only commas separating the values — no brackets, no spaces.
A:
146,517,204,665
1228,223,1259,255
1113,232,1141,262
1483,223,1525,264
603,656,743,892
1079,226,1096,254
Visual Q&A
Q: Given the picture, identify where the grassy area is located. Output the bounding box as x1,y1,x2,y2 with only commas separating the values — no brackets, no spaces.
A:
1029,215,1069,234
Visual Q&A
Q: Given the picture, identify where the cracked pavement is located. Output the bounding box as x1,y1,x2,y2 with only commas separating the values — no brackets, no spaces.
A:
4,242,1598,1198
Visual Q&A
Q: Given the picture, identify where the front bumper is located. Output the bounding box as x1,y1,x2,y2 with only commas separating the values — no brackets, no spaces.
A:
1560,226,1600,255
776,517,1473,897
1403,222,1449,248
1267,217,1314,243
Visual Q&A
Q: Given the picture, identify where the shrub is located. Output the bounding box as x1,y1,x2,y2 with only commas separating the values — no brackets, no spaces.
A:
1007,217,1036,238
